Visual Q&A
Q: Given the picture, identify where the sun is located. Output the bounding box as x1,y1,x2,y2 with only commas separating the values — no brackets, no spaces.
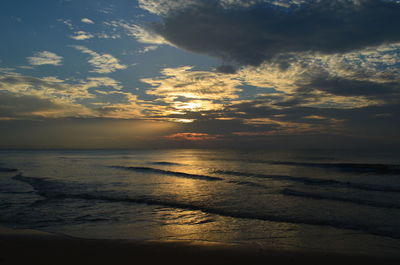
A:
173,100,223,112
174,101,203,111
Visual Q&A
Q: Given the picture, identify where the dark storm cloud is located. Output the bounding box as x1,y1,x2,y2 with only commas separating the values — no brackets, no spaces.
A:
151,0,400,65
215,65,237,74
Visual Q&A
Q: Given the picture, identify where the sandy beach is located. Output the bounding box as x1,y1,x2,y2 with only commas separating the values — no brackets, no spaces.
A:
1,226,399,265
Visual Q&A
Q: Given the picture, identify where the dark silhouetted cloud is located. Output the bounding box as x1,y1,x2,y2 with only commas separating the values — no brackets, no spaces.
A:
148,0,400,65
215,65,237,74
301,76,400,102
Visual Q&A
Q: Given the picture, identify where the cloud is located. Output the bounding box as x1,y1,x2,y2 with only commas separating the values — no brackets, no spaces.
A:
0,68,16,73
84,77,123,91
9,0,400,147
27,51,63,66
140,66,242,115
81,18,94,24
301,76,400,100
70,31,94,40
138,0,198,15
141,0,400,66
236,42,400,96
0,73,93,101
105,21,169,45
92,92,144,119
165,132,220,141
219,95,400,136
137,38,400,129
215,65,237,74
0,118,177,149
57,19,74,29
132,27,400,145
0,72,143,119
0,90,92,119
72,45,127,73
138,58,398,138
142,66,242,100
138,45,159,53
138,0,306,15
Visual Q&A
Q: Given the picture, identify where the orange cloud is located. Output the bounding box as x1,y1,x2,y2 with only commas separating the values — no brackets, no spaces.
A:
165,133,219,141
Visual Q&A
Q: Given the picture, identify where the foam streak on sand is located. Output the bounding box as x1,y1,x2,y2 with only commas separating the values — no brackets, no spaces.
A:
0,226,399,265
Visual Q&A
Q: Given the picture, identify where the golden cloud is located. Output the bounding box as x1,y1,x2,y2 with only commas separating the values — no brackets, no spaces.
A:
165,132,220,141
140,66,242,115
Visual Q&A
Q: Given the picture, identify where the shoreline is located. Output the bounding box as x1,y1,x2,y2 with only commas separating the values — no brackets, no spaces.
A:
1,225,399,265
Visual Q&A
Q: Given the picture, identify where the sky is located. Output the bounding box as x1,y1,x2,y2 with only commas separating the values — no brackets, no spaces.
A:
0,0,399,149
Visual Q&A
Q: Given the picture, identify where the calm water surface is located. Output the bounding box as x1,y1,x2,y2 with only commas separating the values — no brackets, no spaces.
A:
1,149,400,257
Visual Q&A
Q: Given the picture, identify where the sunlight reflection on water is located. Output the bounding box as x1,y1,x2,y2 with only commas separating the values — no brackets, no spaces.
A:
1,149,400,257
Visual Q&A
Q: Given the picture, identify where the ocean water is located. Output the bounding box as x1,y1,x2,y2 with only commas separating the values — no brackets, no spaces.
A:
1,149,400,256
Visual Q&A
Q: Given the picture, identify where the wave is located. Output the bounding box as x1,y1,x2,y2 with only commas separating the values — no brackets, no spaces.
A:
269,161,400,174
227,180,269,189
13,173,400,239
282,188,400,210
12,174,87,199
0,191,36,195
113,166,269,189
147,162,181,166
109,166,222,181
0,167,18,172
213,157,400,174
214,170,400,193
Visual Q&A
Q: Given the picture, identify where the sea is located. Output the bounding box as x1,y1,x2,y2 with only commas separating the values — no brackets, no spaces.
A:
1,149,400,257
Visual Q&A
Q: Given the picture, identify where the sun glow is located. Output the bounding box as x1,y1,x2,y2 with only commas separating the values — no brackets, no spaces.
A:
173,100,223,112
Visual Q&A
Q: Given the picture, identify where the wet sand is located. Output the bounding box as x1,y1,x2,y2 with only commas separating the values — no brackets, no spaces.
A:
0,226,399,265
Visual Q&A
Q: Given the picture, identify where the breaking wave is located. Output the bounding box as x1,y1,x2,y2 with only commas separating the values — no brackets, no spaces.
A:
269,161,400,174
214,170,400,192
110,166,223,181
147,162,182,166
12,173,400,240
282,188,400,210
0,167,18,173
